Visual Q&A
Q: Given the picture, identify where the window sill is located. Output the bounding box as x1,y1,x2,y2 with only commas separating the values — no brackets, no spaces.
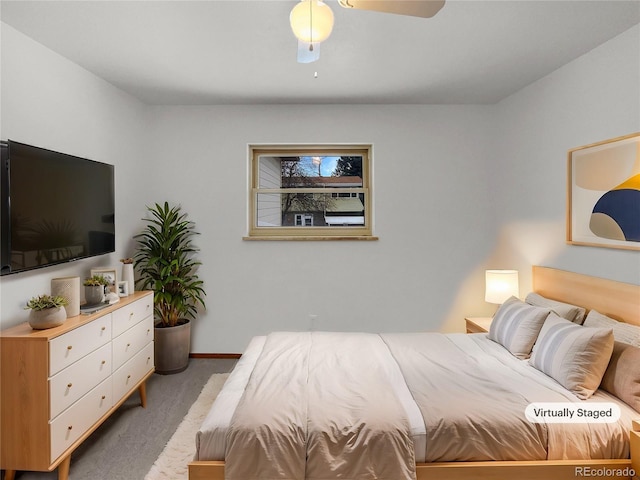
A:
243,236,379,241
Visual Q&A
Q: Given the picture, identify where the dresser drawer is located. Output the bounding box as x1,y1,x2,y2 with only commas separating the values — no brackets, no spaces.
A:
112,295,153,338
50,377,112,463
49,343,112,420
49,316,112,376
112,315,154,371
112,342,154,401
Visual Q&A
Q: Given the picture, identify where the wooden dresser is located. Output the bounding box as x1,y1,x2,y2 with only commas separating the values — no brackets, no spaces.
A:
1,291,154,480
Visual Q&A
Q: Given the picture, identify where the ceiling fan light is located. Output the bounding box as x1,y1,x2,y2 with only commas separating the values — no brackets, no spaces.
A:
290,0,334,44
297,40,321,63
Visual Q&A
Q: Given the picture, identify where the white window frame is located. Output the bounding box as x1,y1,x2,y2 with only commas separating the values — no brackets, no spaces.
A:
246,144,375,240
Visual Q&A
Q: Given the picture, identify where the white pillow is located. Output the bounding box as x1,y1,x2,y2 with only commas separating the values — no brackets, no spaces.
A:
530,313,614,399
525,292,586,324
488,296,551,359
583,309,640,347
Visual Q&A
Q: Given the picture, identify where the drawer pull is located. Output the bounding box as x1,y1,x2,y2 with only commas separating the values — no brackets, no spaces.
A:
67,345,73,350
67,383,73,388
101,326,106,331
101,395,106,400
127,374,131,379
127,343,131,348
67,425,73,431
101,360,106,365
129,312,134,318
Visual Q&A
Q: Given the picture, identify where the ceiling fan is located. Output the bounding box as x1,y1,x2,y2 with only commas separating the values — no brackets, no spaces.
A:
290,0,446,63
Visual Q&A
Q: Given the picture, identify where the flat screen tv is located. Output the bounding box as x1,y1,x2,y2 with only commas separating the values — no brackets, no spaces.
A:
0,140,115,276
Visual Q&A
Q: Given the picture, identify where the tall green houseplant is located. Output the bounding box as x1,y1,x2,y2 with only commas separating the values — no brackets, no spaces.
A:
134,202,206,374
134,202,206,327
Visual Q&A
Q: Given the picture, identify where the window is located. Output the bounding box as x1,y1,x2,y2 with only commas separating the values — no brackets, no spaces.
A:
247,145,375,240
295,214,313,226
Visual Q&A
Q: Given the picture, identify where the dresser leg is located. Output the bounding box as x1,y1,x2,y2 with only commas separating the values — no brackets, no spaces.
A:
138,381,147,408
4,469,16,480
57,455,71,480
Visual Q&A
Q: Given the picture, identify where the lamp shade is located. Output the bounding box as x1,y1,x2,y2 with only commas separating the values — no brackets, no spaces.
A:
290,0,334,44
485,270,519,304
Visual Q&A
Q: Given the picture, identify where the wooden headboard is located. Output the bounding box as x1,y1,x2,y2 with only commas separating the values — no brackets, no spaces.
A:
532,266,640,326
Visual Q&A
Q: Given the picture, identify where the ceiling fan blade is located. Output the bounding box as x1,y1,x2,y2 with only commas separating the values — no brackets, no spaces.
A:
338,0,445,18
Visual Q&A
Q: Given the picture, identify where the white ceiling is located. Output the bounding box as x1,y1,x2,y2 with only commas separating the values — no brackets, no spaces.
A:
2,0,639,105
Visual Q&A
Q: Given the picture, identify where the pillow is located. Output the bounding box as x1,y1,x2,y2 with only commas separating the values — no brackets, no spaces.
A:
600,341,640,412
583,309,640,347
529,313,614,399
525,292,586,324
488,296,551,359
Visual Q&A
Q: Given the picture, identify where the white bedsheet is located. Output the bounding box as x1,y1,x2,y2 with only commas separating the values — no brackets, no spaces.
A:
383,332,636,461
195,334,427,462
195,332,637,464
195,335,266,460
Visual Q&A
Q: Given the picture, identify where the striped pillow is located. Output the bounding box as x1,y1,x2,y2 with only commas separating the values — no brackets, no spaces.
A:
488,296,551,359
530,313,614,399
583,310,640,347
525,292,586,324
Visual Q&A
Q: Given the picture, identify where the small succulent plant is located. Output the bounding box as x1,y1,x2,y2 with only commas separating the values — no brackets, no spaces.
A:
83,275,109,286
25,294,68,311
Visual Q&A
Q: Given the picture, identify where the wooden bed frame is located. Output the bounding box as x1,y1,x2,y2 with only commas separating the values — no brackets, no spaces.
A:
189,266,640,480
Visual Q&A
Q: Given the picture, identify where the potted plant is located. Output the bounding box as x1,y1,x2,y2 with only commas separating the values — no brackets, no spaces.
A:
84,275,108,306
134,202,206,374
25,294,69,330
120,257,135,296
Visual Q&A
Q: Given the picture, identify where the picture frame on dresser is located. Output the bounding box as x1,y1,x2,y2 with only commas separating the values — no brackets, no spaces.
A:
117,280,129,297
91,267,118,294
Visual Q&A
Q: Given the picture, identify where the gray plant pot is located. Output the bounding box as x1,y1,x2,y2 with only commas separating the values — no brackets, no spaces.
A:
29,306,66,330
84,285,105,306
154,319,191,375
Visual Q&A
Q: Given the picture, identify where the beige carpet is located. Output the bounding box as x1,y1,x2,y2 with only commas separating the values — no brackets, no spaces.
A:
145,373,229,480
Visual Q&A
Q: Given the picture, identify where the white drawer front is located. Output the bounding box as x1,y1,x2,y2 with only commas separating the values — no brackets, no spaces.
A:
49,316,112,376
112,315,154,371
49,343,112,420
112,342,154,401
112,295,153,338
50,377,112,463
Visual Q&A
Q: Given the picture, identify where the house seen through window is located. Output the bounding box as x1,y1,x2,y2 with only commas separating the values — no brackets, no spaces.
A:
247,145,374,239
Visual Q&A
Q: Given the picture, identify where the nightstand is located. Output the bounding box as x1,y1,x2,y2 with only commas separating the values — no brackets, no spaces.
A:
465,317,493,334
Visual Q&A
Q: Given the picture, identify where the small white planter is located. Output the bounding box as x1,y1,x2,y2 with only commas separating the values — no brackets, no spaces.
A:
28,306,67,330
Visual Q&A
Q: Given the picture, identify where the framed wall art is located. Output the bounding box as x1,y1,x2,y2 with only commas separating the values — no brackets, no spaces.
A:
567,132,640,251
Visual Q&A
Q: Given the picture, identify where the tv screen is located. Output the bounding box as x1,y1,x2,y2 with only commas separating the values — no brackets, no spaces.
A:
1,140,115,275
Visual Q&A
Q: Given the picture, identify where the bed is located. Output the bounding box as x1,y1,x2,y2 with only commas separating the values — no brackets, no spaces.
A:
188,266,640,480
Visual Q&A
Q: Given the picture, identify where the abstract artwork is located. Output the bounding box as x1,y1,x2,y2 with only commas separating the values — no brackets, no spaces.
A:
567,132,640,251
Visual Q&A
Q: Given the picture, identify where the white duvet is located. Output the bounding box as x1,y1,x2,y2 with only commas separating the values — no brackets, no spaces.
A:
195,331,636,479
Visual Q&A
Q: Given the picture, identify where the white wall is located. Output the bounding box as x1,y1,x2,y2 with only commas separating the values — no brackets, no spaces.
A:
492,24,640,290
144,104,496,352
1,20,638,354
0,24,149,329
